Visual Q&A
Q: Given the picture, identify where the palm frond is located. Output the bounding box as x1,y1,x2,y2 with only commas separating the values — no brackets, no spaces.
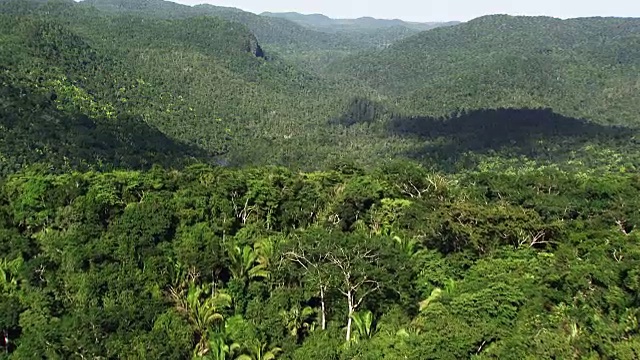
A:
351,310,374,340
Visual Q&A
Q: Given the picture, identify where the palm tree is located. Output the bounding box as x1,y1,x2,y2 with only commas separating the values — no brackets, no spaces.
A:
351,310,375,342
393,235,418,258
227,244,270,282
170,283,233,356
237,341,282,360
168,260,200,293
279,305,316,340
254,239,274,272
198,331,241,360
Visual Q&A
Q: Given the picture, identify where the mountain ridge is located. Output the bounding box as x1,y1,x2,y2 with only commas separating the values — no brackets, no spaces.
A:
261,10,460,32
79,0,461,71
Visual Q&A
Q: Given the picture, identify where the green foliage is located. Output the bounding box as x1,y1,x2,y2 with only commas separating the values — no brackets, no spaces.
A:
350,310,375,341
331,15,640,126
279,305,316,340
4,1,640,174
170,283,233,356
0,165,637,358
227,244,270,282
2,1,640,358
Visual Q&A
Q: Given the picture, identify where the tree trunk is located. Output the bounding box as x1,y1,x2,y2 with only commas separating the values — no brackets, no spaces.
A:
320,285,327,331
346,291,353,342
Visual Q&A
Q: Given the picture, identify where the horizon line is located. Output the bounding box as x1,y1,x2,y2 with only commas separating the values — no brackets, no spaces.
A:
75,0,640,23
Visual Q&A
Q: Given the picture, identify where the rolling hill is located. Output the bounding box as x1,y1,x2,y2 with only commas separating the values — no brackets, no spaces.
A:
81,0,449,70
261,11,459,33
2,0,640,175
330,15,640,125
0,0,389,174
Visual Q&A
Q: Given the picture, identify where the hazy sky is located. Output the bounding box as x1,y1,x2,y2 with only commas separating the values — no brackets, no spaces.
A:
171,0,640,22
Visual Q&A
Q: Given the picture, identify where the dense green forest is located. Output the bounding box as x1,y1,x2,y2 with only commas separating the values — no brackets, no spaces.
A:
3,0,640,173
330,15,640,125
3,164,640,359
2,0,640,358
0,0,397,170
81,0,451,70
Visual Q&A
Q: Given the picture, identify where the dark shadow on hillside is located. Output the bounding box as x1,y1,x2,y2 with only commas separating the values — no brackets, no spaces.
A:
387,108,637,167
0,84,215,175
328,97,387,127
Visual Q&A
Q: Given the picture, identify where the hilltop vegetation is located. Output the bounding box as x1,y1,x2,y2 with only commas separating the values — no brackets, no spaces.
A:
330,15,640,125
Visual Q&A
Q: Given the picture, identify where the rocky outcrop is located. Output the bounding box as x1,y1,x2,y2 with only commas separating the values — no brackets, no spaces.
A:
247,34,265,58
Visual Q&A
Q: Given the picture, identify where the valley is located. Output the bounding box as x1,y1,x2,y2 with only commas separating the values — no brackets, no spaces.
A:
1,0,640,358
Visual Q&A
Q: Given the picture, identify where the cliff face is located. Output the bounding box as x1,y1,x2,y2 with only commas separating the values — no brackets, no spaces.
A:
247,34,265,58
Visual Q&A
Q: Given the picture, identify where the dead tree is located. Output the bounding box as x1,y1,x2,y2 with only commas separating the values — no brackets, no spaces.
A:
326,248,381,342
284,250,331,331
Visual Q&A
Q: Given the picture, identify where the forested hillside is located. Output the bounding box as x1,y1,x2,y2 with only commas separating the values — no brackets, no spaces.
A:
2,0,640,172
2,0,640,358
331,15,640,125
2,0,640,173
81,0,437,70
0,0,400,172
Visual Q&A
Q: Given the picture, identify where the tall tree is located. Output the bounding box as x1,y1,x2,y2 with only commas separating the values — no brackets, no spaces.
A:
326,246,381,342
284,248,331,331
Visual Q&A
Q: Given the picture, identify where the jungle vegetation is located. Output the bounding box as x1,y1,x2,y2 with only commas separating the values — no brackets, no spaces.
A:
1,0,640,359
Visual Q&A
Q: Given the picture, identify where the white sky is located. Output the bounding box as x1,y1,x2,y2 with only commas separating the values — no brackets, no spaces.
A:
172,0,640,22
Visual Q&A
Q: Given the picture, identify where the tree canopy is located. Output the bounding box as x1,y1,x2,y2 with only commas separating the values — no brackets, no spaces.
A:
1,1,640,358
1,165,640,358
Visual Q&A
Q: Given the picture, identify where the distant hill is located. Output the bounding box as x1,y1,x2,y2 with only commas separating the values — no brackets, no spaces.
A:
81,0,450,70
262,12,335,27
330,15,640,125
261,11,459,33
0,0,385,173
82,0,352,51
260,11,459,54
